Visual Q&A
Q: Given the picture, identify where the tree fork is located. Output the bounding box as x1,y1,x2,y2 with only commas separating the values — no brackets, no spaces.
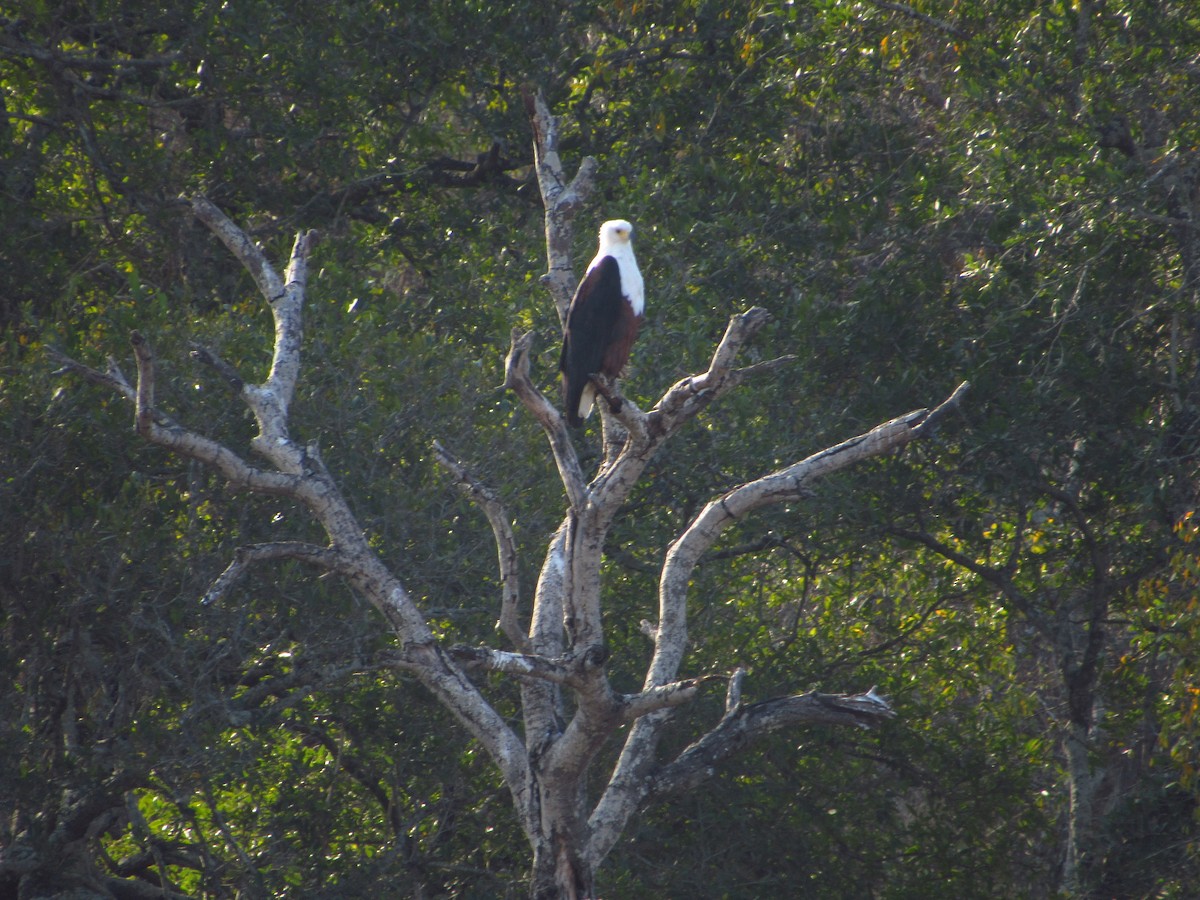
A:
49,93,970,900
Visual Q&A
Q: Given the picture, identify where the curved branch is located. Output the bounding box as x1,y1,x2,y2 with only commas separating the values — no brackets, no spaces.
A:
120,332,305,495
191,196,317,462
645,306,776,433
503,328,588,510
646,687,896,800
191,196,285,304
433,439,530,652
202,541,346,606
650,386,969,688
587,307,778,519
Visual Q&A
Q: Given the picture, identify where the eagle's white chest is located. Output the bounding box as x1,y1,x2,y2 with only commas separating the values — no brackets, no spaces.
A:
590,245,644,316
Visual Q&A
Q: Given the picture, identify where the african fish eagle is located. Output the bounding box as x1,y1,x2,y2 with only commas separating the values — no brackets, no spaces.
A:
559,219,645,427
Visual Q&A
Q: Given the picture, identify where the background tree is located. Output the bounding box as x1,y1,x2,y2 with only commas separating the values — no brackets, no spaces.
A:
5,0,1200,897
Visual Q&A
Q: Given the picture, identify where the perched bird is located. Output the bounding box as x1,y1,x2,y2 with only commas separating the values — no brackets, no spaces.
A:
559,219,644,427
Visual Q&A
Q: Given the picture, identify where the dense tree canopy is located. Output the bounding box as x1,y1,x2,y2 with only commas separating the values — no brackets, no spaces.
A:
4,0,1200,896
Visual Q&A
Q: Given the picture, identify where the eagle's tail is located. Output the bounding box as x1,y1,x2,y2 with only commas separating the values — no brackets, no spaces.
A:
563,376,595,428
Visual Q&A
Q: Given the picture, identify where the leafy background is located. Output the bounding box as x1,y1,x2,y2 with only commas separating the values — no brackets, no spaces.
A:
4,0,1200,896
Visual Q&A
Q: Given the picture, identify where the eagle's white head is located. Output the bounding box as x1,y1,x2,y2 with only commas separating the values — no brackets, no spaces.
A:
598,219,635,250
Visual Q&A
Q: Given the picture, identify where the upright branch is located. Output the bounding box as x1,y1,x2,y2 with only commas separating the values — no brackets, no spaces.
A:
522,87,597,322
190,197,316,465
503,327,587,510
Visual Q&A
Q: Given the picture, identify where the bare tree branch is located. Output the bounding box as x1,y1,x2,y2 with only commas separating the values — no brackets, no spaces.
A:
649,387,969,691
433,440,530,652
641,306,776,438
502,328,587,510
912,379,971,438
646,688,896,800
190,196,317,464
55,198,533,821
444,645,573,684
726,667,747,713
620,676,723,721
189,342,246,392
522,86,598,322
732,354,799,379
586,381,967,866
202,541,346,606
191,196,286,305
116,332,305,495
48,347,179,428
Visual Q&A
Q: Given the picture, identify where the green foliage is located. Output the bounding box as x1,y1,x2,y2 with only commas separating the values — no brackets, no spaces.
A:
6,0,1200,896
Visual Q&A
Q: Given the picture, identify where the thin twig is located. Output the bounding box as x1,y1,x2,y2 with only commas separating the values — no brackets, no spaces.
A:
203,541,346,606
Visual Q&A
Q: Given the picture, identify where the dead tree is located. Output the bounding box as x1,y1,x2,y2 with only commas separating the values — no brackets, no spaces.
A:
53,91,967,900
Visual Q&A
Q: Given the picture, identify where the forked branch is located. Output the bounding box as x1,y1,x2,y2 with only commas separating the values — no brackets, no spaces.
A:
647,687,896,799
203,541,346,606
52,199,531,809
586,380,969,866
